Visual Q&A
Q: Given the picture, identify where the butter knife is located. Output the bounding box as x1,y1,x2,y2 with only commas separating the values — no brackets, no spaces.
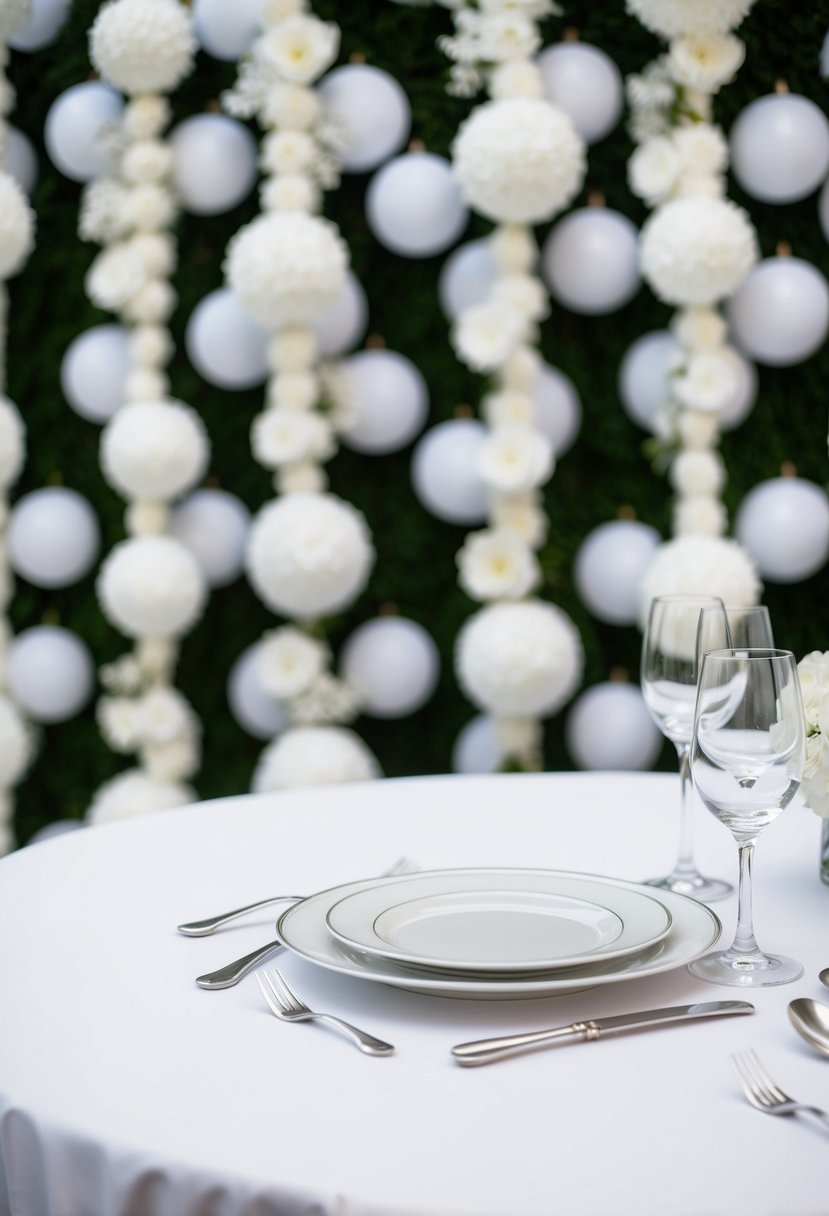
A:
451,1000,754,1067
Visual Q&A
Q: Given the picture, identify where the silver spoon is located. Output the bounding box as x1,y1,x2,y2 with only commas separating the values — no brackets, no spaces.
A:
819,968,829,990
788,997,829,1058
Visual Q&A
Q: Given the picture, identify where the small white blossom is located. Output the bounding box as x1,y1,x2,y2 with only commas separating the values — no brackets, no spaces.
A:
456,528,540,601
673,349,740,413
251,408,335,468
452,300,527,372
672,306,727,351
258,626,329,699
667,33,746,95
478,424,553,494
260,14,339,85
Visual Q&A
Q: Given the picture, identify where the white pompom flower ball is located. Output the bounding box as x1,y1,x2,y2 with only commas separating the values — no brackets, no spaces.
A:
452,98,585,225
246,493,375,619
224,212,348,330
456,599,583,717
0,397,25,490
101,400,209,503
252,726,381,792
0,0,31,42
625,0,753,37
639,535,761,627
640,197,757,306
97,535,207,639
0,693,34,787
87,767,194,825
0,173,35,279
89,0,196,95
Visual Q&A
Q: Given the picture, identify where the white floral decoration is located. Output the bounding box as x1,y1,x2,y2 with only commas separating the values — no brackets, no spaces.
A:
0,0,30,41
625,0,753,39
87,767,195,825
258,626,329,699
97,535,207,640
792,652,829,818
0,694,34,787
639,536,761,626
251,725,381,791
640,197,757,307
89,0,196,96
667,33,745,95
0,396,25,490
456,528,540,601
101,400,209,503
0,174,34,281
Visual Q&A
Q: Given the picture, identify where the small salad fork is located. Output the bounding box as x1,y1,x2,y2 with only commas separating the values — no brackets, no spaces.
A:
731,1049,829,1134
256,968,395,1056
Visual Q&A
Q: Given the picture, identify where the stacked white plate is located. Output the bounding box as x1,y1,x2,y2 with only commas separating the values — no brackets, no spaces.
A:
276,868,722,1000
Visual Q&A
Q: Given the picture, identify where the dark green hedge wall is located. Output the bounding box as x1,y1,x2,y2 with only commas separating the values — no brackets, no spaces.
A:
7,0,829,841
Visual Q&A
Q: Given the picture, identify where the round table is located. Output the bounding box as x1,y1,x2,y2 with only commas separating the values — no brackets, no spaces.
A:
0,771,826,1216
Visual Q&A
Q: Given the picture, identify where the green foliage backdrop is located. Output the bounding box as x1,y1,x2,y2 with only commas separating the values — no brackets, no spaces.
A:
6,0,829,840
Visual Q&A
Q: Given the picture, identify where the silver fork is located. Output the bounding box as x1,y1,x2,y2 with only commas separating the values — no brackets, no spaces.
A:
256,968,394,1056
194,857,419,990
731,1049,829,1134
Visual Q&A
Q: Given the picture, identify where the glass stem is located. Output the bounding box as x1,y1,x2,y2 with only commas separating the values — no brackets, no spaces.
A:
672,744,697,878
731,840,761,958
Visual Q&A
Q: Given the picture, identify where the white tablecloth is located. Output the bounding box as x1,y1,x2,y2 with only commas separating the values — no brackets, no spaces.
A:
0,771,827,1216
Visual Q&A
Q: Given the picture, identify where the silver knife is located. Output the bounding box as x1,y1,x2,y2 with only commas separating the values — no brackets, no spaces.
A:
451,1000,754,1067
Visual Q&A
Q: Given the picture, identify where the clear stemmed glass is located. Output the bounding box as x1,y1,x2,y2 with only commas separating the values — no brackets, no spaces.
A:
641,594,733,901
688,647,806,987
697,604,774,654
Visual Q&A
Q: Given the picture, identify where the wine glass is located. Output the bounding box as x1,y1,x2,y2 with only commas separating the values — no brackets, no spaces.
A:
641,594,733,901
697,604,774,654
688,647,806,986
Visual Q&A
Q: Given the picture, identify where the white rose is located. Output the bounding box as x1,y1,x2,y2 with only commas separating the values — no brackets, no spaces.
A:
490,491,548,548
488,59,545,100
670,449,725,497
482,389,536,428
267,328,317,373
452,300,527,372
668,33,746,95
266,371,319,411
251,408,335,468
671,306,727,351
134,686,196,746
456,528,540,601
673,349,740,413
628,136,680,206
258,626,328,699
477,424,553,494
261,14,339,85
490,225,537,274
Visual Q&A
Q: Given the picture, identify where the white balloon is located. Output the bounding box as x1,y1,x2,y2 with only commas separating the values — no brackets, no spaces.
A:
735,477,829,583
8,487,100,589
574,519,661,625
565,682,662,771
366,152,468,258
730,93,829,204
718,351,758,431
61,324,131,424
452,714,502,774
7,626,94,723
318,64,411,173
341,617,440,719
411,418,489,525
537,42,623,144
227,642,286,740
169,489,251,588
44,82,124,183
185,289,269,390
338,349,429,454
820,176,829,243
542,208,640,315
533,362,582,458
438,239,498,321
27,820,85,845
727,257,829,366
618,330,676,431
8,0,70,51
170,114,258,216
192,0,263,60
5,127,38,195
311,271,369,358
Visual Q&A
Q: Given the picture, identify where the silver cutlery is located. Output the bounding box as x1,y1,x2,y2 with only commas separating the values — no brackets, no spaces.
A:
732,1048,829,1133
788,998,829,1058
819,967,829,990
193,856,419,991
256,967,394,1056
177,894,304,937
451,1000,754,1067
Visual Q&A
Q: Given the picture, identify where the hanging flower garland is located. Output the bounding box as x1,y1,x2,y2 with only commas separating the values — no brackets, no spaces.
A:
435,0,585,771
77,0,210,824
625,0,762,600
0,0,37,854
221,0,381,791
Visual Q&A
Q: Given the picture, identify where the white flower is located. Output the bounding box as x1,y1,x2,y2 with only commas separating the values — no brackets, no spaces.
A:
267,328,317,373
125,500,170,536
246,493,375,618
121,279,177,325
452,300,527,372
261,130,317,176
488,59,545,99
224,211,348,329
477,12,539,61
101,400,209,503
86,243,148,311
252,726,380,791
490,491,548,548
260,14,339,85
97,696,141,752
0,397,25,490
676,410,719,449
478,424,553,494
628,137,681,206
482,389,535,428
672,124,728,177
668,34,745,95
0,0,31,42
130,324,173,370
640,197,757,306
639,535,761,627
456,599,583,716
79,179,132,243
457,528,540,601
263,83,322,130
260,173,321,214
491,273,550,322
276,462,327,494
625,0,754,38
122,183,177,233
90,0,195,95
0,173,34,279
500,345,541,390
97,535,207,639
120,140,175,185
672,305,727,351
258,626,328,698
673,172,724,199
141,736,199,782
251,408,334,468
87,768,194,825
262,0,307,19
673,349,740,413
0,693,34,786
134,686,196,745
673,495,727,537
123,369,169,402
136,636,176,681
670,449,725,496
100,654,144,694
490,225,537,274
452,98,585,224
122,96,170,141
287,672,362,726
266,371,318,411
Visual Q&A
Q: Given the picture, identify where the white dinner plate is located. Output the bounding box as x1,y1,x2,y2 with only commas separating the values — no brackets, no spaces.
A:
325,870,672,973
276,868,721,1000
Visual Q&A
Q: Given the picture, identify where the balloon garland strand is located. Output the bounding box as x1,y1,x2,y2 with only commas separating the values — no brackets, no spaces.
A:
222,1,381,792
0,0,37,854
438,0,586,770
77,0,212,824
